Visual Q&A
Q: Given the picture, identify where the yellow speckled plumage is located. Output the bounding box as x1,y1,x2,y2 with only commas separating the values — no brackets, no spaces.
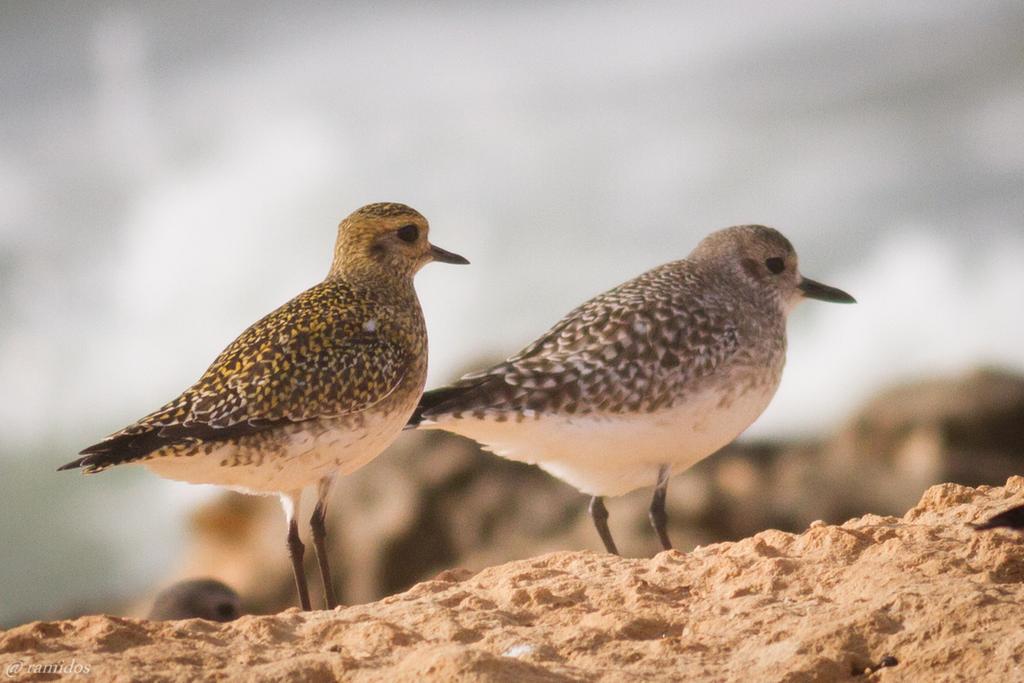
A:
71,275,424,470
62,201,468,610
66,203,439,473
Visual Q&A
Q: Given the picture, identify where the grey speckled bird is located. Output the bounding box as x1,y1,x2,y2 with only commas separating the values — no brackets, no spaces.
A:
148,579,241,622
410,225,853,555
61,202,468,610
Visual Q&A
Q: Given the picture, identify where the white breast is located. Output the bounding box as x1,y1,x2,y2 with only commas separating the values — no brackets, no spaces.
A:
143,406,413,495
422,382,779,497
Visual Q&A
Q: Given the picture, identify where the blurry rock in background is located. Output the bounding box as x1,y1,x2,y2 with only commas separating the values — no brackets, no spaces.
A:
827,367,1024,517
147,579,241,622
148,367,1024,614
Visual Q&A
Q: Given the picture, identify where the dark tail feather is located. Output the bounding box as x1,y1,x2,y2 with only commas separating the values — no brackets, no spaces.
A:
407,383,479,429
57,451,119,473
60,419,288,472
57,456,92,472
971,504,1024,531
59,430,170,473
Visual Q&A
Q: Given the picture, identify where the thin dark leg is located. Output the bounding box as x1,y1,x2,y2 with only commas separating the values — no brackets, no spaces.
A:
589,495,619,555
287,519,312,611
310,499,337,610
649,464,673,551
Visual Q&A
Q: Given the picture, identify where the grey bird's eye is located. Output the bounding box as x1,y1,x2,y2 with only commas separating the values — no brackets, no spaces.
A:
396,224,419,243
765,257,785,274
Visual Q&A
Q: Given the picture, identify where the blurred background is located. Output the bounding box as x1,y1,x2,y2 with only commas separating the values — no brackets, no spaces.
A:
1,0,1023,625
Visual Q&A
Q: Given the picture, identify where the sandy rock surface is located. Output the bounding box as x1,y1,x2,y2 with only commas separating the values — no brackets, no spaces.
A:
4,478,1024,682
152,369,1024,618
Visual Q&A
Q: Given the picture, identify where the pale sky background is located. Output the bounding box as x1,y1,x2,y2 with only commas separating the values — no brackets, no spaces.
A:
1,0,1022,625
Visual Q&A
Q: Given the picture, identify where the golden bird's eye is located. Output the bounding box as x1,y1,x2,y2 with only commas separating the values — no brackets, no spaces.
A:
396,224,419,243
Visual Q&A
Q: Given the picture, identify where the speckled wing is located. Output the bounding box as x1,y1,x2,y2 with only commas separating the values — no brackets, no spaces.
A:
414,261,740,422
65,281,411,472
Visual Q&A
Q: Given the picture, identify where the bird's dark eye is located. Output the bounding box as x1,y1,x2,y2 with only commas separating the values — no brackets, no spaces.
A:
765,257,786,274
396,224,419,243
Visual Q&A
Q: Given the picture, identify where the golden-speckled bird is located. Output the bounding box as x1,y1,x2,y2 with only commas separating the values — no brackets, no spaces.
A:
61,202,468,611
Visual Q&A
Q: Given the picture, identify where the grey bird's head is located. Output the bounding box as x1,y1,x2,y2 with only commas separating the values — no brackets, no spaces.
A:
329,202,469,280
689,224,855,313
148,578,242,622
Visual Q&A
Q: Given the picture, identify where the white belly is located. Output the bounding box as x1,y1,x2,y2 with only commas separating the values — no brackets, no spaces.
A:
422,384,778,497
143,407,412,495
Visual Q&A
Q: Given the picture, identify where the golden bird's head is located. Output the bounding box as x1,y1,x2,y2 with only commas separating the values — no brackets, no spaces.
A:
329,202,468,280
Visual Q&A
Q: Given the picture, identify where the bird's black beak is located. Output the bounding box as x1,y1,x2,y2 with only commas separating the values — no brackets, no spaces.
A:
429,244,470,265
798,277,856,304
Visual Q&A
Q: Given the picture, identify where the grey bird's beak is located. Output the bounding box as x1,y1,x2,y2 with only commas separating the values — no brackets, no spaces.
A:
798,277,856,304
430,244,470,265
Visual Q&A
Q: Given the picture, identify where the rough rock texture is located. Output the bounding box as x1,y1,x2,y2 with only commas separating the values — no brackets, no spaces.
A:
5,478,1024,681
152,368,1024,617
